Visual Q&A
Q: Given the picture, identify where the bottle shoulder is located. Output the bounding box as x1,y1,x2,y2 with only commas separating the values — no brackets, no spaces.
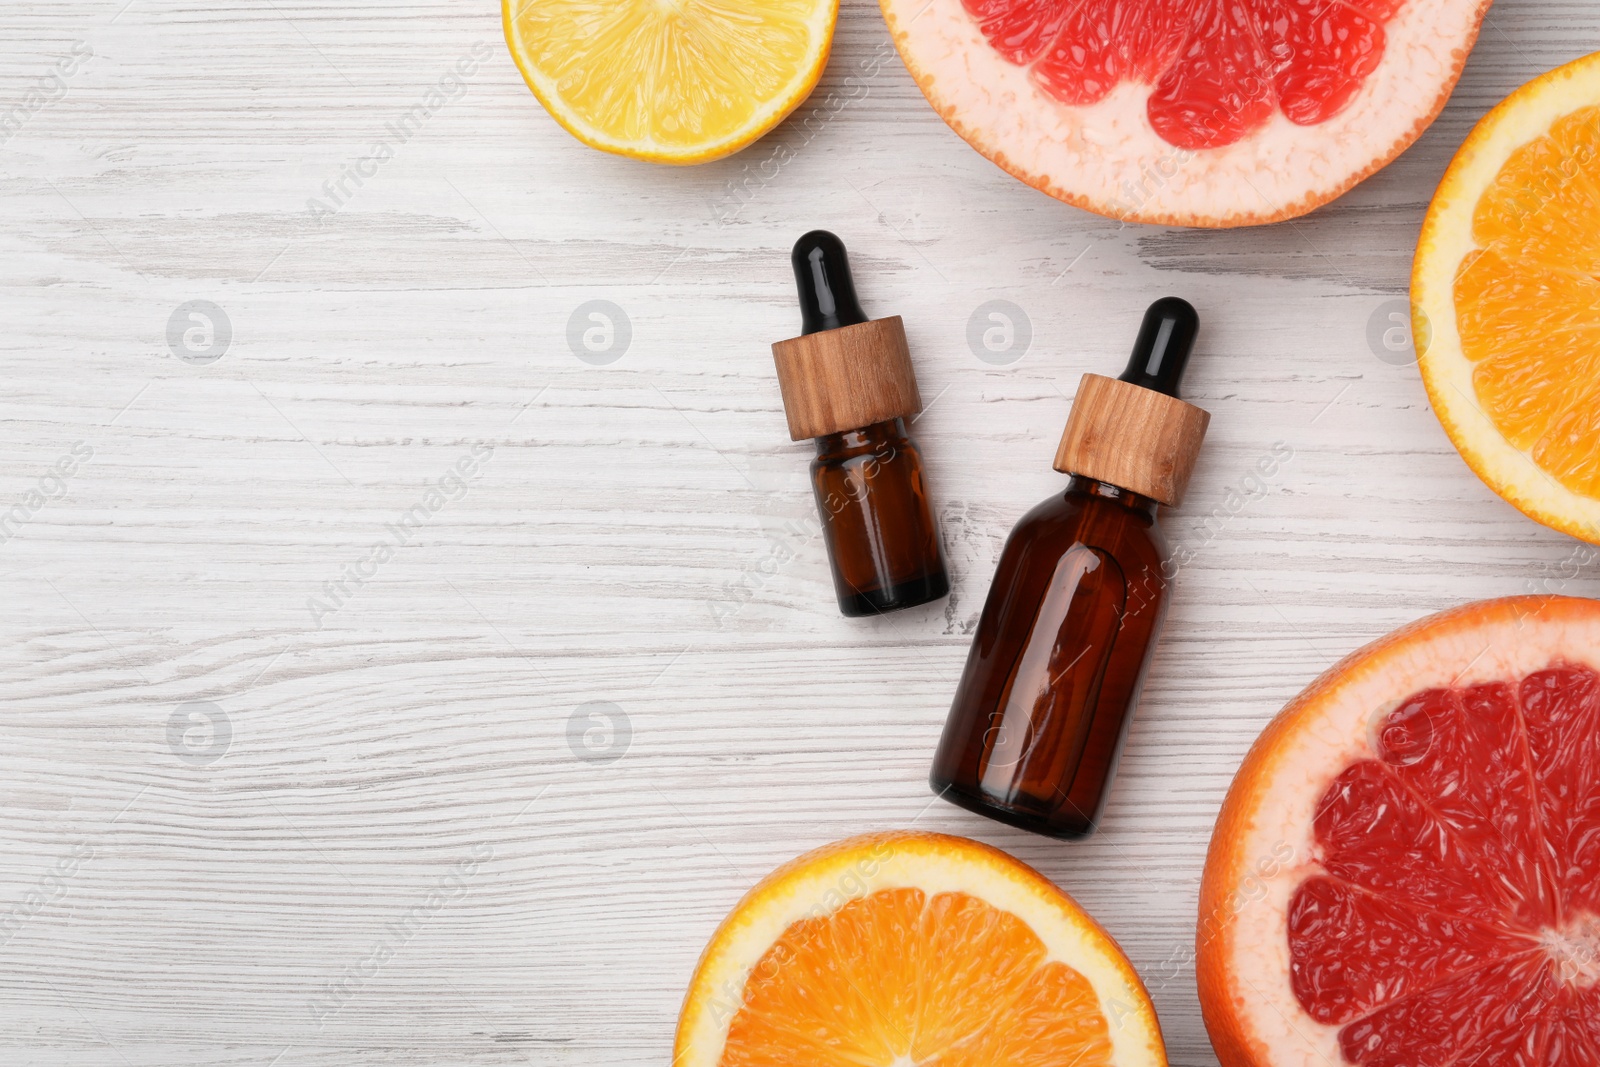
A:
811,418,916,468
1006,489,1166,566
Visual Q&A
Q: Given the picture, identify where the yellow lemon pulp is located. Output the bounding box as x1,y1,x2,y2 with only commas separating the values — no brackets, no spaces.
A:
503,0,837,164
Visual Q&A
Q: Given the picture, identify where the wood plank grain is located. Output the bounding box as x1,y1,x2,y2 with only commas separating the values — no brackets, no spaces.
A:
3,1,1600,1065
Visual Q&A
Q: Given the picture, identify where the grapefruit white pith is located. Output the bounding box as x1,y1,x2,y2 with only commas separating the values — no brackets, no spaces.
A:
674,831,1166,1067
879,0,1493,226
1198,597,1600,1067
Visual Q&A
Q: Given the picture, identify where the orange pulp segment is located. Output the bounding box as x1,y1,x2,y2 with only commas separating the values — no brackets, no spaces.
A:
724,887,1113,1067
1454,104,1600,497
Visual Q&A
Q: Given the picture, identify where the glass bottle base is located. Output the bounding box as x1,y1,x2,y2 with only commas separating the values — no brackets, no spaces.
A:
838,570,949,617
928,773,1097,840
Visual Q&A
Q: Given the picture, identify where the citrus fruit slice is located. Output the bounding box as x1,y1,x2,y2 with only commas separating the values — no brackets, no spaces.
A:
1197,596,1600,1067
1415,51,1600,545
879,0,1492,226
502,0,837,165
674,831,1166,1067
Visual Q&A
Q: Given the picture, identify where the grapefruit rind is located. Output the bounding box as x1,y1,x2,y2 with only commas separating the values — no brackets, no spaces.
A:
674,830,1166,1067
501,0,838,166
1196,596,1600,1067
879,0,1491,227
1414,51,1600,545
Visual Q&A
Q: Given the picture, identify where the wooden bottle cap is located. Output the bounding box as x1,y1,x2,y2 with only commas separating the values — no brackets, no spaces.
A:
770,316,921,441
1054,373,1210,507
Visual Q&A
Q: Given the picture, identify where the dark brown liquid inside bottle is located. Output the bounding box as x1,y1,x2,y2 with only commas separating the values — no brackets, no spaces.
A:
811,417,949,617
930,475,1168,837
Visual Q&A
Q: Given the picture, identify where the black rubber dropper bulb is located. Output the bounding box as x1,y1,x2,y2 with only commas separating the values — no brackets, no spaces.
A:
792,230,869,336
1118,296,1200,398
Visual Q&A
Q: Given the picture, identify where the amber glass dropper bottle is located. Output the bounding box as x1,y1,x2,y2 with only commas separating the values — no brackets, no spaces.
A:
930,297,1211,838
771,231,950,617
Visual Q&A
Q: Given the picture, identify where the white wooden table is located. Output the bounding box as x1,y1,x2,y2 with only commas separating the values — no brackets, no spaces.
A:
4,1,1600,1064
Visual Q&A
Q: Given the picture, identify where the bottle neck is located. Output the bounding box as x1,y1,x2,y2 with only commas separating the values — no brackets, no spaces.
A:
814,417,908,462
1065,474,1159,518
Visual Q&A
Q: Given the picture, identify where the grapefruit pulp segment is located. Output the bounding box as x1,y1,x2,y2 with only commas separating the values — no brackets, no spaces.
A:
1144,0,1277,150
1293,663,1600,1062
960,0,1071,66
1030,3,1189,108
1198,598,1600,1067
1286,874,1539,1027
1519,666,1600,913
1255,0,1388,127
1331,952,1559,1067
961,0,1404,150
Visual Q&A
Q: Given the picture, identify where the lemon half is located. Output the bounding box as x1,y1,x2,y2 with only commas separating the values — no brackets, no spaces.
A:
503,0,838,165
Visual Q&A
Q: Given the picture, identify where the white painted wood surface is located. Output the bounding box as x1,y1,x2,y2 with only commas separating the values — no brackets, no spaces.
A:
4,1,1600,1064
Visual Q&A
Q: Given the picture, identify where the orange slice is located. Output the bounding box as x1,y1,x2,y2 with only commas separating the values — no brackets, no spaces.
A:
1415,51,1600,542
1197,596,1600,1067
674,831,1166,1067
502,0,836,165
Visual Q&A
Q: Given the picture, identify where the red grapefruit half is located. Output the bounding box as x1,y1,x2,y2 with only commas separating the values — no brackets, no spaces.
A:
1198,596,1600,1067
880,0,1494,227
